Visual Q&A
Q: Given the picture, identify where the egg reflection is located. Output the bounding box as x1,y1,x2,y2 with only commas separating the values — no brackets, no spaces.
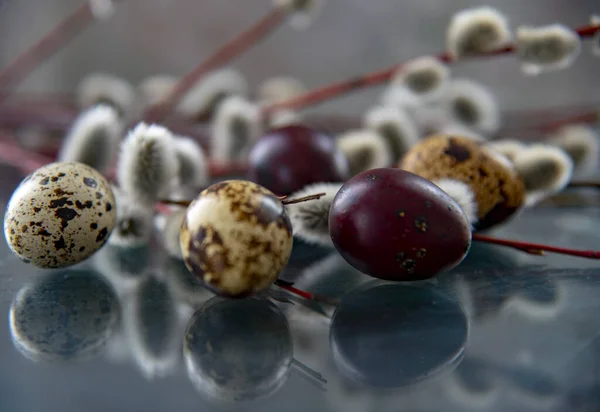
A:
183,296,293,403
9,269,120,363
330,283,468,388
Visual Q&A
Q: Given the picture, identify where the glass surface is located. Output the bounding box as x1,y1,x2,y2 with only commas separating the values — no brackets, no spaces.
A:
1,165,600,412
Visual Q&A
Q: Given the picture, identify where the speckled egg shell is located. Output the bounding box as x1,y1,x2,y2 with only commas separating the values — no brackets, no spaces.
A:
400,135,526,230
4,161,116,268
180,180,293,298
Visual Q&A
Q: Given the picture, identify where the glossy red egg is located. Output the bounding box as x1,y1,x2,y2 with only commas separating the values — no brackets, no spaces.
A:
246,125,349,196
329,168,472,281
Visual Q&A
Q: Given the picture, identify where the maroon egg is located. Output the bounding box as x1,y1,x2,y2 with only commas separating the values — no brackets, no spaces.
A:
246,125,350,196
329,168,472,281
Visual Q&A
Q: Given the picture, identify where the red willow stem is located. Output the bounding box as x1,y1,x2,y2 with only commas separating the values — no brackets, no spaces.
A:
472,233,600,259
0,2,108,104
264,23,600,114
144,7,287,123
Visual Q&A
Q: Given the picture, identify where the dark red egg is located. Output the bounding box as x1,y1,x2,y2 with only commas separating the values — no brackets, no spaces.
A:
329,168,472,281
246,125,350,196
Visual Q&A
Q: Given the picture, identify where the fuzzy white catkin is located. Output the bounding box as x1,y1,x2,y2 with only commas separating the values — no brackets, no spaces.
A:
439,123,486,142
485,139,526,162
77,73,135,116
210,95,262,162
512,144,574,207
89,0,115,20
274,0,324,30
432,178,478,226
108,186,155,248
58,104,122,173
363,105,419,162
117,123,179,205
446,6,511,59
258,76,306,105
285,182,342,247
268,109,303,128
177,69,248,119
442,78,500,135
391,56,450,100
155,209,186,260
516,24,581,75
172,136,208,192
548,125,600,178
137,75,178,108
336,129,393,176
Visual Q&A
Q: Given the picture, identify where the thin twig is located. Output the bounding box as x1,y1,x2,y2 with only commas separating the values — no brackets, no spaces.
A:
472,233,600,259
145,7,287,122
264,23,600,113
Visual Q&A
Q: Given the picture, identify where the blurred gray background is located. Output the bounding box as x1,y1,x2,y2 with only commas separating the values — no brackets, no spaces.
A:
0,0,598,116
1,2,600,412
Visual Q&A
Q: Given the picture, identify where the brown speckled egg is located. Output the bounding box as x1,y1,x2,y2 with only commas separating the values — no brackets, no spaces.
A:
3,161,116,268
400,134,526,230
180,180,293,298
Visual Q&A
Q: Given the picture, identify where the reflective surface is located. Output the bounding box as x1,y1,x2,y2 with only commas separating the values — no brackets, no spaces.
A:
1,167,600,412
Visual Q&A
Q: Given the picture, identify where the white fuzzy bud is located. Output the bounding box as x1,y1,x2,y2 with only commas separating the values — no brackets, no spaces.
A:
258,76,306,105
108,186,155,248
485,139,526,162
548,125,599,178
285,182,342,247
391,56,450,101
117,123,179,205
446,6,511,59
173,136,208,192
364,105,419,162
210,96,262,162
442,78,500,134
138,75,178,108
336,129,393,175
58,104,122,173
177,69,247,119
512,144,574,206
77,73,135,116
433,178,478,226
516,24,581,75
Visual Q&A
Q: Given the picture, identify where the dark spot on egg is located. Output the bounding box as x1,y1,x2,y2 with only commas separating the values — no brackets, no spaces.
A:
49,197,73,209
40,177,49,185
55,208,78,230
443,138,471,163
37,229,51,237
83,177,97,188
33,207,41,213
79,246,85,252
414,216,428,232
96,227,108,243
51,176,58,182
75,200,94,210
90,223,98,230
95,192,103,199
105,203,112,212
53,236,66,250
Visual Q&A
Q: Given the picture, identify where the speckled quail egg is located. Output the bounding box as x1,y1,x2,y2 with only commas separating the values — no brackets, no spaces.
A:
180,180,293,298
4,161,116,268
400,134,526,231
